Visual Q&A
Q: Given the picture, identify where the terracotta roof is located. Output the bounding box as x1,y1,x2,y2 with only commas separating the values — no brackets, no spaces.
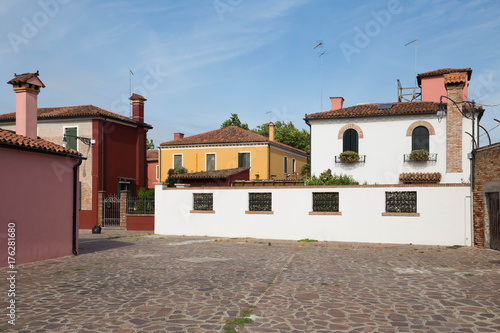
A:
160,126,307,156
0,128,81,158
147,149,158,161
444,72,468,85
399,172,442,183
0,105,152,129
306,101,443,120
129,93,147,101
7,71,46,87
417,68,472,85
169,167,250,179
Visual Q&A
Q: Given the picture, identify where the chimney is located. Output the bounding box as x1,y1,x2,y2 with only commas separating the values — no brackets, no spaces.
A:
174,133,184,140
444,72,468,173
129,93,147,123
330,97,344,110
7,71,45,139
268,122,275,141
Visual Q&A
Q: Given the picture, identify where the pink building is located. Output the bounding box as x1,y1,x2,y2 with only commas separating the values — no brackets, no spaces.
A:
0,72,83,266
147,149,158,188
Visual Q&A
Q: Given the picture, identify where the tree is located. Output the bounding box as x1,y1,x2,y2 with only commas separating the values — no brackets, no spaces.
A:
252,121,310,152
146,138,155,150
221,113,249,130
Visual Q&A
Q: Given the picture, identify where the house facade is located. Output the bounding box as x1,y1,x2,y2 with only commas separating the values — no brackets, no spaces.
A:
305,68,483,185
158,124,308,182
1,72,83,265
147,149,158,188
0,81,152,229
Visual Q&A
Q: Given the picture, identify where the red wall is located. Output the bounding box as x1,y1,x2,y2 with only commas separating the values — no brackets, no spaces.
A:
147,161,158,188
79,119,148,229
0,147,79,265
126,214,154,231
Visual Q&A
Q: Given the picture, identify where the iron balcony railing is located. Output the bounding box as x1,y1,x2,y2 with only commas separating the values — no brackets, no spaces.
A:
403,153,437,162
335,155,366,163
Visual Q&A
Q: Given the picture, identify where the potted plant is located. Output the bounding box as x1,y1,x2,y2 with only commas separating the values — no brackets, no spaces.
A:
339,151,360,163
409,149,429,161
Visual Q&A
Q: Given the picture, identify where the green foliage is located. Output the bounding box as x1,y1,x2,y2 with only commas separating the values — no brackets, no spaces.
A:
138,187,154,199
409,149,429,161
300,163,310,177
221,113,249,130
165,166,188,187
146,138,155,150
447,245,463,249
252,121,310,152
339,151,360,163
298,238,318,242
305,169,359,186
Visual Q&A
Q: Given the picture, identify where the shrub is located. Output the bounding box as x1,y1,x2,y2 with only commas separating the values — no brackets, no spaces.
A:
305,169,359,185
409,149,429,161
339,151,360,163
165,166,188,187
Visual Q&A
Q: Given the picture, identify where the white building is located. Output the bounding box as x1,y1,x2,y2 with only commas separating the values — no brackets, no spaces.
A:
305,68,483,184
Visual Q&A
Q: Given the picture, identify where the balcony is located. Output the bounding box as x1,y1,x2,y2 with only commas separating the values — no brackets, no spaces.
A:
335,155,366,164
404,153,437,162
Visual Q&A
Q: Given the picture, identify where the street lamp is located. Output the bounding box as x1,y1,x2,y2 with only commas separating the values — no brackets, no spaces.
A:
62,134,95,149
436,96,477,149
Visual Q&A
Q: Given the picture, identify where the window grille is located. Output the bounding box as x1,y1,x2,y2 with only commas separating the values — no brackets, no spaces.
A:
249,193,272,211
312,192,339,212
386,191,417,213
193,193,213,211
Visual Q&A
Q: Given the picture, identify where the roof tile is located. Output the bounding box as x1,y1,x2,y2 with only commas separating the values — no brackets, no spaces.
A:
146,149,158,161
306,101,443,120
399,172,442,183
0,128,81,157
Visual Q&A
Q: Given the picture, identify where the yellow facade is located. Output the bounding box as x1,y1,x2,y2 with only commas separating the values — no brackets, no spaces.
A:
159,143,307,182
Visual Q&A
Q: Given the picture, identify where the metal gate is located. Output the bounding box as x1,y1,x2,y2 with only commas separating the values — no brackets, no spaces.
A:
103,195,120,228
486,192,500,250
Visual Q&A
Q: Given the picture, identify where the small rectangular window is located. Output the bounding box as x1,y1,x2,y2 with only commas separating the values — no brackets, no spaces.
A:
193,193,213,211
249,193,272,211
155,165,159,180
238,152,250,168
64,127,77,151
386,191,417,213
206,153,216,171
312,192,339,212
292,158,296,174
284,156,288,174
173,154,183,169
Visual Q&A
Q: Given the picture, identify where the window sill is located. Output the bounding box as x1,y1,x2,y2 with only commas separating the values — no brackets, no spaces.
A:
245,211,274,215
190,210,215,214
309,211,342,215
382,212,420,217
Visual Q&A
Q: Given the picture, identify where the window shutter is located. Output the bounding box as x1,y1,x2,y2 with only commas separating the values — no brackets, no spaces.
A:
65,127,77,150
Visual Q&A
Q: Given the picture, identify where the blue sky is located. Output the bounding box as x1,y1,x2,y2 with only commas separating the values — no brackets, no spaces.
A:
1,0,499,146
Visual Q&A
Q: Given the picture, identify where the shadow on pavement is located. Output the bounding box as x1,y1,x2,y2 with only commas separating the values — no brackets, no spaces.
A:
78,239,136,255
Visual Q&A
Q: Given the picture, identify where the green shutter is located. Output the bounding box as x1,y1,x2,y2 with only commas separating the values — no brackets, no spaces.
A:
65,127,77,150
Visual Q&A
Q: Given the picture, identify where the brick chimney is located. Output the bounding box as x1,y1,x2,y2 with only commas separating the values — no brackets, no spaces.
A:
7,71,45,139
268,122,275,141
444,72,468,173
129,93,147,123
174,133,184,140
330,97,344,110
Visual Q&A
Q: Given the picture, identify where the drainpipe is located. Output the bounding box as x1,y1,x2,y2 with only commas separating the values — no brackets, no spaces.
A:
72,156,83,255
101,118,105,191
305,115,311,177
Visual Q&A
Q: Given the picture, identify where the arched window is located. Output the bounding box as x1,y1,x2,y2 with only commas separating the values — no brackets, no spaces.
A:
343,129,358,153
412,126,429,151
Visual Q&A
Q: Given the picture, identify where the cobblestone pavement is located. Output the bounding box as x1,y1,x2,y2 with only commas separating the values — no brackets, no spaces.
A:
1,230,500,332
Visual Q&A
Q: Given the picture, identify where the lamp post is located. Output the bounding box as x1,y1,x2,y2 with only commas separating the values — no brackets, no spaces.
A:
62,134,95,149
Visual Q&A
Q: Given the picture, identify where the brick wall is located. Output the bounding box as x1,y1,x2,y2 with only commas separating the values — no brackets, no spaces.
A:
446,82,464,173
473,142,500,247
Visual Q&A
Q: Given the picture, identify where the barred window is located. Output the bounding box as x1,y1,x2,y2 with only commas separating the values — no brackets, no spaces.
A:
249,193,272,211
313,192,339,212
386,191,417,213
193,193,213,211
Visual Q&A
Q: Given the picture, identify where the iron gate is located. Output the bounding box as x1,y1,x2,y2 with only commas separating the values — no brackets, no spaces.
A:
103,195,120,228
486,192,500,250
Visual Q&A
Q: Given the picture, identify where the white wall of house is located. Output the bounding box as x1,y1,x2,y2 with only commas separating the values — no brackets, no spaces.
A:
155,185,472,246
309,114,474,184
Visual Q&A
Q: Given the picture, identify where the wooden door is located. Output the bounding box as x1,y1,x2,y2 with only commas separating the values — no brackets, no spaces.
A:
486,192,500,250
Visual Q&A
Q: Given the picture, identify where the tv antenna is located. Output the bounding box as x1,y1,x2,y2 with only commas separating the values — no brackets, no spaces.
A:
405,37,418,87
266,110,272,123
314,41,326,112
129,69,134,117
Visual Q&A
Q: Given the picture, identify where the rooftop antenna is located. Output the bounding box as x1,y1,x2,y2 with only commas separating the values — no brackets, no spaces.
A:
129,69,134,117
314,41,326,112
405,37,418,87
266,110,272,123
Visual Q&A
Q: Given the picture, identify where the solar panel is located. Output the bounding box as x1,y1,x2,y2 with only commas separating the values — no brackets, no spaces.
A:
378,104,393,110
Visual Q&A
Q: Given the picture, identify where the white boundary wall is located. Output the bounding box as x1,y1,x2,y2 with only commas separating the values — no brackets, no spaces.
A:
155,185,472,246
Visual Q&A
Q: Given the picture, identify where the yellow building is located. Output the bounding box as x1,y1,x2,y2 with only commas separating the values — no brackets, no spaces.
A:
158,124,308,182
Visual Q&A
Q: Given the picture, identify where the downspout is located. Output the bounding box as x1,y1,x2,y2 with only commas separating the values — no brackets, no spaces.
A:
305,115,311,177
268,142,271,180
101,118,105,191
72,156,83,255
